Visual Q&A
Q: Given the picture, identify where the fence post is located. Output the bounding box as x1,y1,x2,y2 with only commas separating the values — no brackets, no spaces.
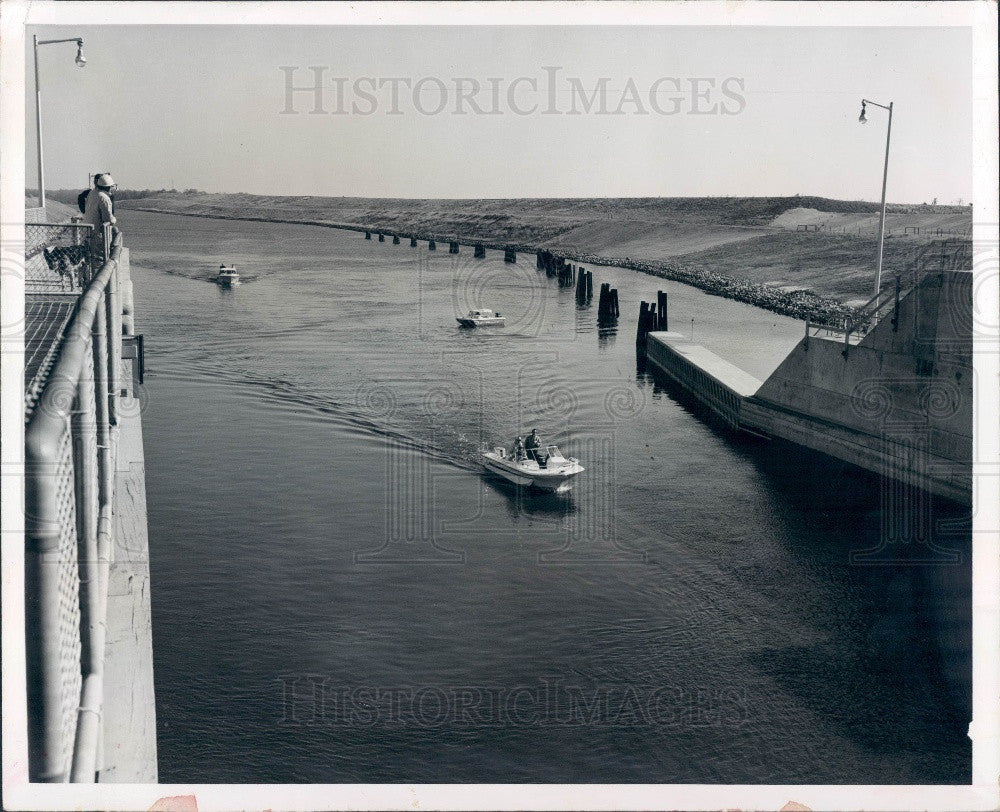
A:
105,259,119,425
71,224,88,286
120,248,134,337
72,341,100,678
892,274,901,332
102,223,111,264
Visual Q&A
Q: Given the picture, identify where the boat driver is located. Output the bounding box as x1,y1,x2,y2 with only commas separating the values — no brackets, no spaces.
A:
524,429,546,466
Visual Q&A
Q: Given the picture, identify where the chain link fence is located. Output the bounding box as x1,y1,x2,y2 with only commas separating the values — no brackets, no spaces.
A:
25,223,94,293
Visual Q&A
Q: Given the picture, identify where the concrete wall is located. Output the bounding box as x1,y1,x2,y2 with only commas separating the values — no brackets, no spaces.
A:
646,332,761,430
745,271,972,503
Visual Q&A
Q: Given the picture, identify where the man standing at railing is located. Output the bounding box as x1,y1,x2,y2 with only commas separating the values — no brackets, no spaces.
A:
83,173,118,264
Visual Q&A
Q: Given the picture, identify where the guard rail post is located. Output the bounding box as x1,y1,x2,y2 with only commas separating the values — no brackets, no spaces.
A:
120,247,134,337
71,331,100,680
892,275,901,332
104,236,122,424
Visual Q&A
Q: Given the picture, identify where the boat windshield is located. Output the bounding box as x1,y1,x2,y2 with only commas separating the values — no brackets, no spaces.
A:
545,445,563,458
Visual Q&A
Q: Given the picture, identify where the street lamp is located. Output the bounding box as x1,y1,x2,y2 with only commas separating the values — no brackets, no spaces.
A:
859,97,893,298
32,35,86,209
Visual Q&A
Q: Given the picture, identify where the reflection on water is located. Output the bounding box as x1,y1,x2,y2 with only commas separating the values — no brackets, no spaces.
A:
125,210,971,784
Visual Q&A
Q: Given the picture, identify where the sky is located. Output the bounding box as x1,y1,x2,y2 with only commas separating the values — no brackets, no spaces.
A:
25,24,974,203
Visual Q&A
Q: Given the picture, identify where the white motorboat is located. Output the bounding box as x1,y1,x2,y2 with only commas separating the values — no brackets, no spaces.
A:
215,264,240,287
481,443,584,492
457,309,505,327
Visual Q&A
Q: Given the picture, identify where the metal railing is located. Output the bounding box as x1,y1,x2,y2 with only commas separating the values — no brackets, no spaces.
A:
802,239,969,354
804,275,907,355
793,221,971,239
24,227,132,782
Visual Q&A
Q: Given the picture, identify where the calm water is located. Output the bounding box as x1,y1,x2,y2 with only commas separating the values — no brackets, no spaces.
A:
124,210,971,784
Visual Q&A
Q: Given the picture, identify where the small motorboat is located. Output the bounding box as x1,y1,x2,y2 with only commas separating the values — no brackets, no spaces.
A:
457,308,505,328
215,264,240,287
481,443,584,492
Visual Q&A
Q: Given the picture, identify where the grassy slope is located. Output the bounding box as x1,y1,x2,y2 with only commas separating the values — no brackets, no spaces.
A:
108,191,972,303
672,233,937,302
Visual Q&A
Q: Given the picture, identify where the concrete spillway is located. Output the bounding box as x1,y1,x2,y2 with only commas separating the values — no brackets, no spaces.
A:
646,270,972,504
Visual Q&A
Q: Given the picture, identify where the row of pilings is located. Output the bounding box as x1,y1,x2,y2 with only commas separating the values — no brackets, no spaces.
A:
536,249,610,308
363,230,516,262
362,232,671,351
536,244,672,351
536,250,589,292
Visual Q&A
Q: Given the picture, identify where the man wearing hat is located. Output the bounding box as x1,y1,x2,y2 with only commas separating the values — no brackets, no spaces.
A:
83,173,118,262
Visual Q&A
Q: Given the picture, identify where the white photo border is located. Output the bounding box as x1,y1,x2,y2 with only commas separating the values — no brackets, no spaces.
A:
2,2,997,810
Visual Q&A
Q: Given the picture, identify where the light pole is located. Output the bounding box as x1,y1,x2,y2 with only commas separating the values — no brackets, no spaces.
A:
33,35,86,208
859,98,893,298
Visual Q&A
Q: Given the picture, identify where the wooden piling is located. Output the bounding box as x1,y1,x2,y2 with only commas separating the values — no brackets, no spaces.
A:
449,241,460,254
475,243,486,258
378,233,385,242
585,270,593,299
393,235,401,245
537,250,559,273
365,231,371,240
410,237,418,247
598,282,618,321
428,239,436,250
657,290,668,330
637,301,662,348
504,248,517,263
636,302,649,347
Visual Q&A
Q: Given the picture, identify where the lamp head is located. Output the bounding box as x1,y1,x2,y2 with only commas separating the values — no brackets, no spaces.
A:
858,101,867,123
74,41,86,67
